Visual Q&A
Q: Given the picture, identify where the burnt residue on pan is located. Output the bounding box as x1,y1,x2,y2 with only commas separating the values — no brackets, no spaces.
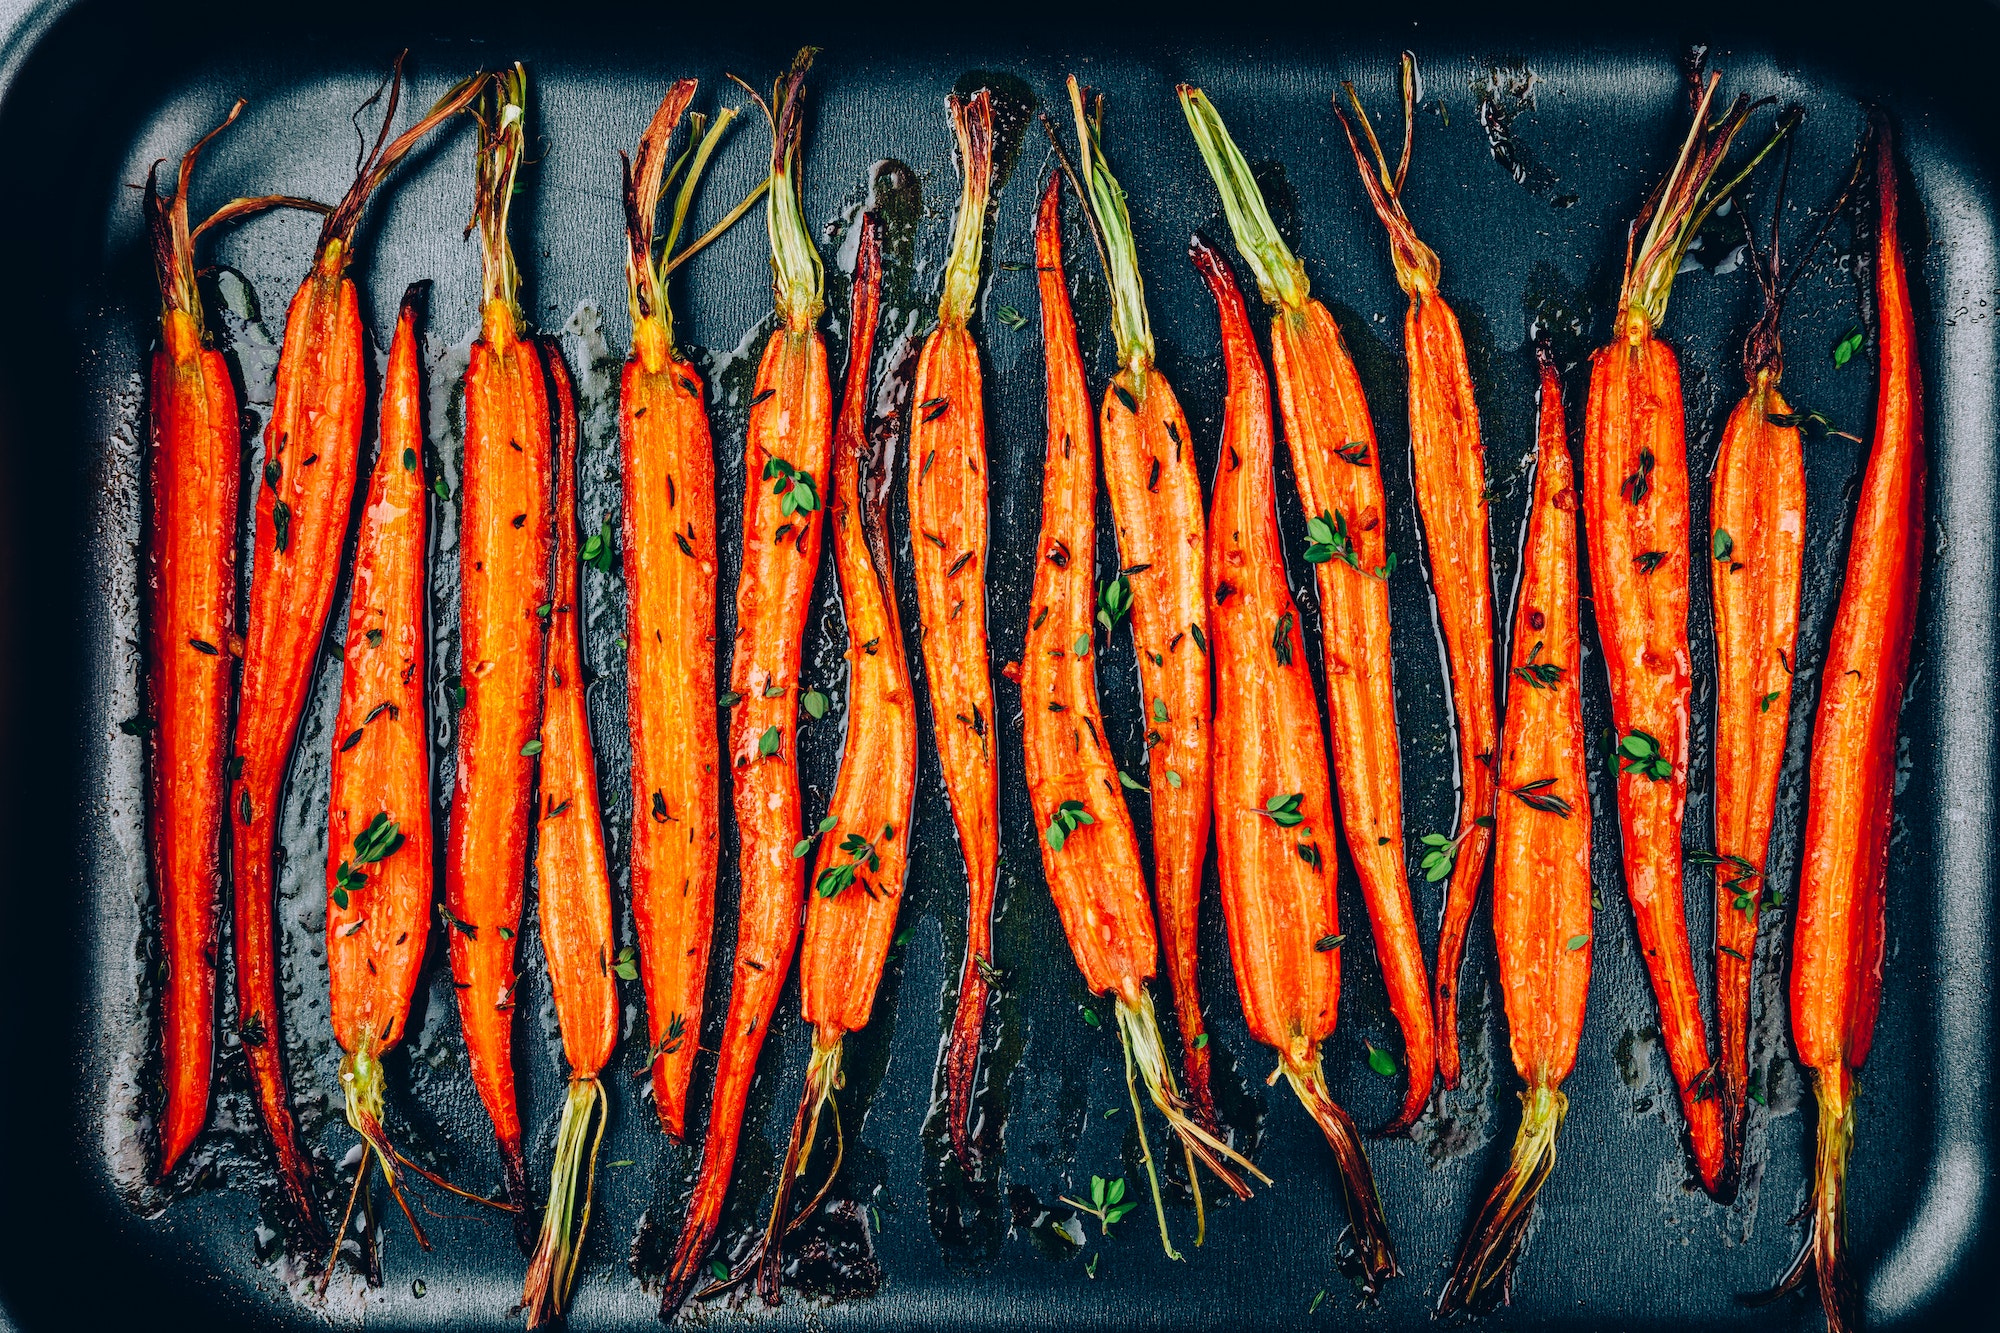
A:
1472,61,1578,208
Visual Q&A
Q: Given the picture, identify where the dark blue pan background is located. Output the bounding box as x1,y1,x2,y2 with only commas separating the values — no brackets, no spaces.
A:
0,1,1991,1328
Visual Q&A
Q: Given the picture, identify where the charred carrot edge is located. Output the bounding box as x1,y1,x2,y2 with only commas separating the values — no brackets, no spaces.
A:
1030,171,1263,1263
919,88,1006,1176
1757,116,1925,1333
230,60,479,1252
1068,77,1221,1136
753,208,917,1305
320,284,438,1285
1438,338,1593,1318
661,49,832,1319
1193,231,1396,1296
447,64,551,1237
1330,58,1500,1092
621,81,740,1143
1178,82,1435,1133
1582,71,1788,1196
142,101,323,1179
521,345,619,1328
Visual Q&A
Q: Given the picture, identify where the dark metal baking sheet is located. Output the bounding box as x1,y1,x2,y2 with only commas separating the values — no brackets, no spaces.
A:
0,2,1992,1329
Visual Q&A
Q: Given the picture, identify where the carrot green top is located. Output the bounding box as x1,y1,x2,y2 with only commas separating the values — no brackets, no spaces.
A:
1178,85,1310,314
1068,76,1155,377
472,64,529,340
741,47,824,333
623,81,746,370
938,89,995,327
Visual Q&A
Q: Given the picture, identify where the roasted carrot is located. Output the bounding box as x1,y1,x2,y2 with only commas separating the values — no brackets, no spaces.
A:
520,347,618,1328
448,64,551,1230
1760,116,1925,1333
660,49,832,1316
753,208,916,1305
620,81,750,1142
230,62,478,1248
1331,59,1499,1092
1437,337,1593,1317
1067,77,1220,1133
1192,232,1396,1295
1030,171,1263,1262
142,102,321,1180
918,89,1006,1173
1582,73,1786,1195
1179,84,1435,1131
321,285,436,1273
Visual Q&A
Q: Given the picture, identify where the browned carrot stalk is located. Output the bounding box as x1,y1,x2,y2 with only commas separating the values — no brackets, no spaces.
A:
620,81,750,1142
1067,76,1220,1134
752,207,917,1306
1758,115,1925,1333
230,61,479,1250
1331,58,1500,1091
1179,84,1436,1132
1193,231,1396,1296
919,89,1006,1174
1436,337,1593,1317
1031,171,1265,1262
660,49,831,1317
141,101,322,1180
1582,72,1787,1196
520,348,618,1328
448,64,549,1233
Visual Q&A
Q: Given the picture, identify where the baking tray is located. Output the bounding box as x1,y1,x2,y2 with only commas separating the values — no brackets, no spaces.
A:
0,1,1993,1328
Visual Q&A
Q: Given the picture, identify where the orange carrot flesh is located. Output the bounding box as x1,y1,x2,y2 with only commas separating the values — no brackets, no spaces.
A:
1067,77,1220,1137
1767,119,1925,1333
914,91,1003,1173
448,66,549,1222
1193,232,1396,1296
661,51,831,1317
620,80,725,1143
1438,341,1593,1317
755,209,917,1305
521,346,619,1329
1179,85,1435,1132
1334,61,1499,1092
1032,167,1262,1263
1582,75,1787,1196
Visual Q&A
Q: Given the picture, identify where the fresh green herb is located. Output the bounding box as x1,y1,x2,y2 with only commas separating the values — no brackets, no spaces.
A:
520,739,542,757
1046,799,1094,851
1510,777,1573,817
1073,633,1092,659
1151,697,1168,724
1713,528,1735,562
803,689,829,720
1081,1006,1100,1027
815,827,887,898
1085,1253,1100,1280
762,683,787,699
1296,840,1323,870
333,812,405,908
272,500,292,553
1166,769,1182,789
758,726,781,757
1112,383,1139,415
118,715,157,736
762,456,820,515
1719,943,1748,961
1304,508,1355,569
1761,690,1782,713
919,397,950,423
438,904,477,939
719,690,743,707
1621,448,1655,504
1419,828,1472,883
709,1259,731,1283
1617,729,1672,781
1261,792,1306,827
1118,769,1147,792
995,304,1028,331
433,474,451,501
1766,408,1863,443
402,447,416,471
1566,934,1589,951
1189,623,1208,654
1511,640,1563,689
1310,1290,1326,1314
1315,933,1345,952
1365,1041,1397,1078
448,678,466,711
1058,1175,1139,1235
580,516,616,572
1832,325,1864,367
1273,612,1295,666
365,628,383,648
1634,550,1670,574
1097,574,1132,633
612,946,639,981
1192,1033,1209,1050
1335,440,1370,466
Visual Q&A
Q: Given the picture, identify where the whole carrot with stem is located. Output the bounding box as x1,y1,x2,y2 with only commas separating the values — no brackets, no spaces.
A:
1437,337,1593,1317
520,348,617,1329
1066,76,1220,1132
142,100,323,1180
621,80,757,1142
448,64,551,1233
753,208,916,1305
1758,115,1925,1333
1192,232,1396,1295
1332,58,1499,1092
230,61,479,1249
660,48,831,1317
1030,172,1264,1262
1179,83,1435,1131
917,89,1005,1174
1582,72,1787,1196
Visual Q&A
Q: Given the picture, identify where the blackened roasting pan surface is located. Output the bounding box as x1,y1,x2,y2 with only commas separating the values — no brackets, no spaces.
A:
0,2,1993,1329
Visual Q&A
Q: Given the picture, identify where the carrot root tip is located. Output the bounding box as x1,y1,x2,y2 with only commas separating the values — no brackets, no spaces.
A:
1749,1081,1858,1331
1285,1058,1399,1298
1437,1086,1566,1318
757,1036,845,1305
522,1076,610,1329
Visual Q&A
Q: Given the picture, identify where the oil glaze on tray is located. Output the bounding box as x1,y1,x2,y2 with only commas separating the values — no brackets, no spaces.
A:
0,2,1994,1330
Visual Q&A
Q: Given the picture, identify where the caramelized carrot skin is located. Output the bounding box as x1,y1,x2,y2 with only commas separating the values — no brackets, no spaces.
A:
1099,365,1216,1115
326,291,431,1059
148,316,240,1174
1496,357,1592,1089
623,338,720,1138
1195,237,1339,1068
1029,175,1156,1001
231,255,369,1240
1403,291,1499,1092
536,346,618,1079
447,305,553,1203
1267,299,1435,1130
1581,330,1724,1188
1710,382,1803,1162
801,214,916,1039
